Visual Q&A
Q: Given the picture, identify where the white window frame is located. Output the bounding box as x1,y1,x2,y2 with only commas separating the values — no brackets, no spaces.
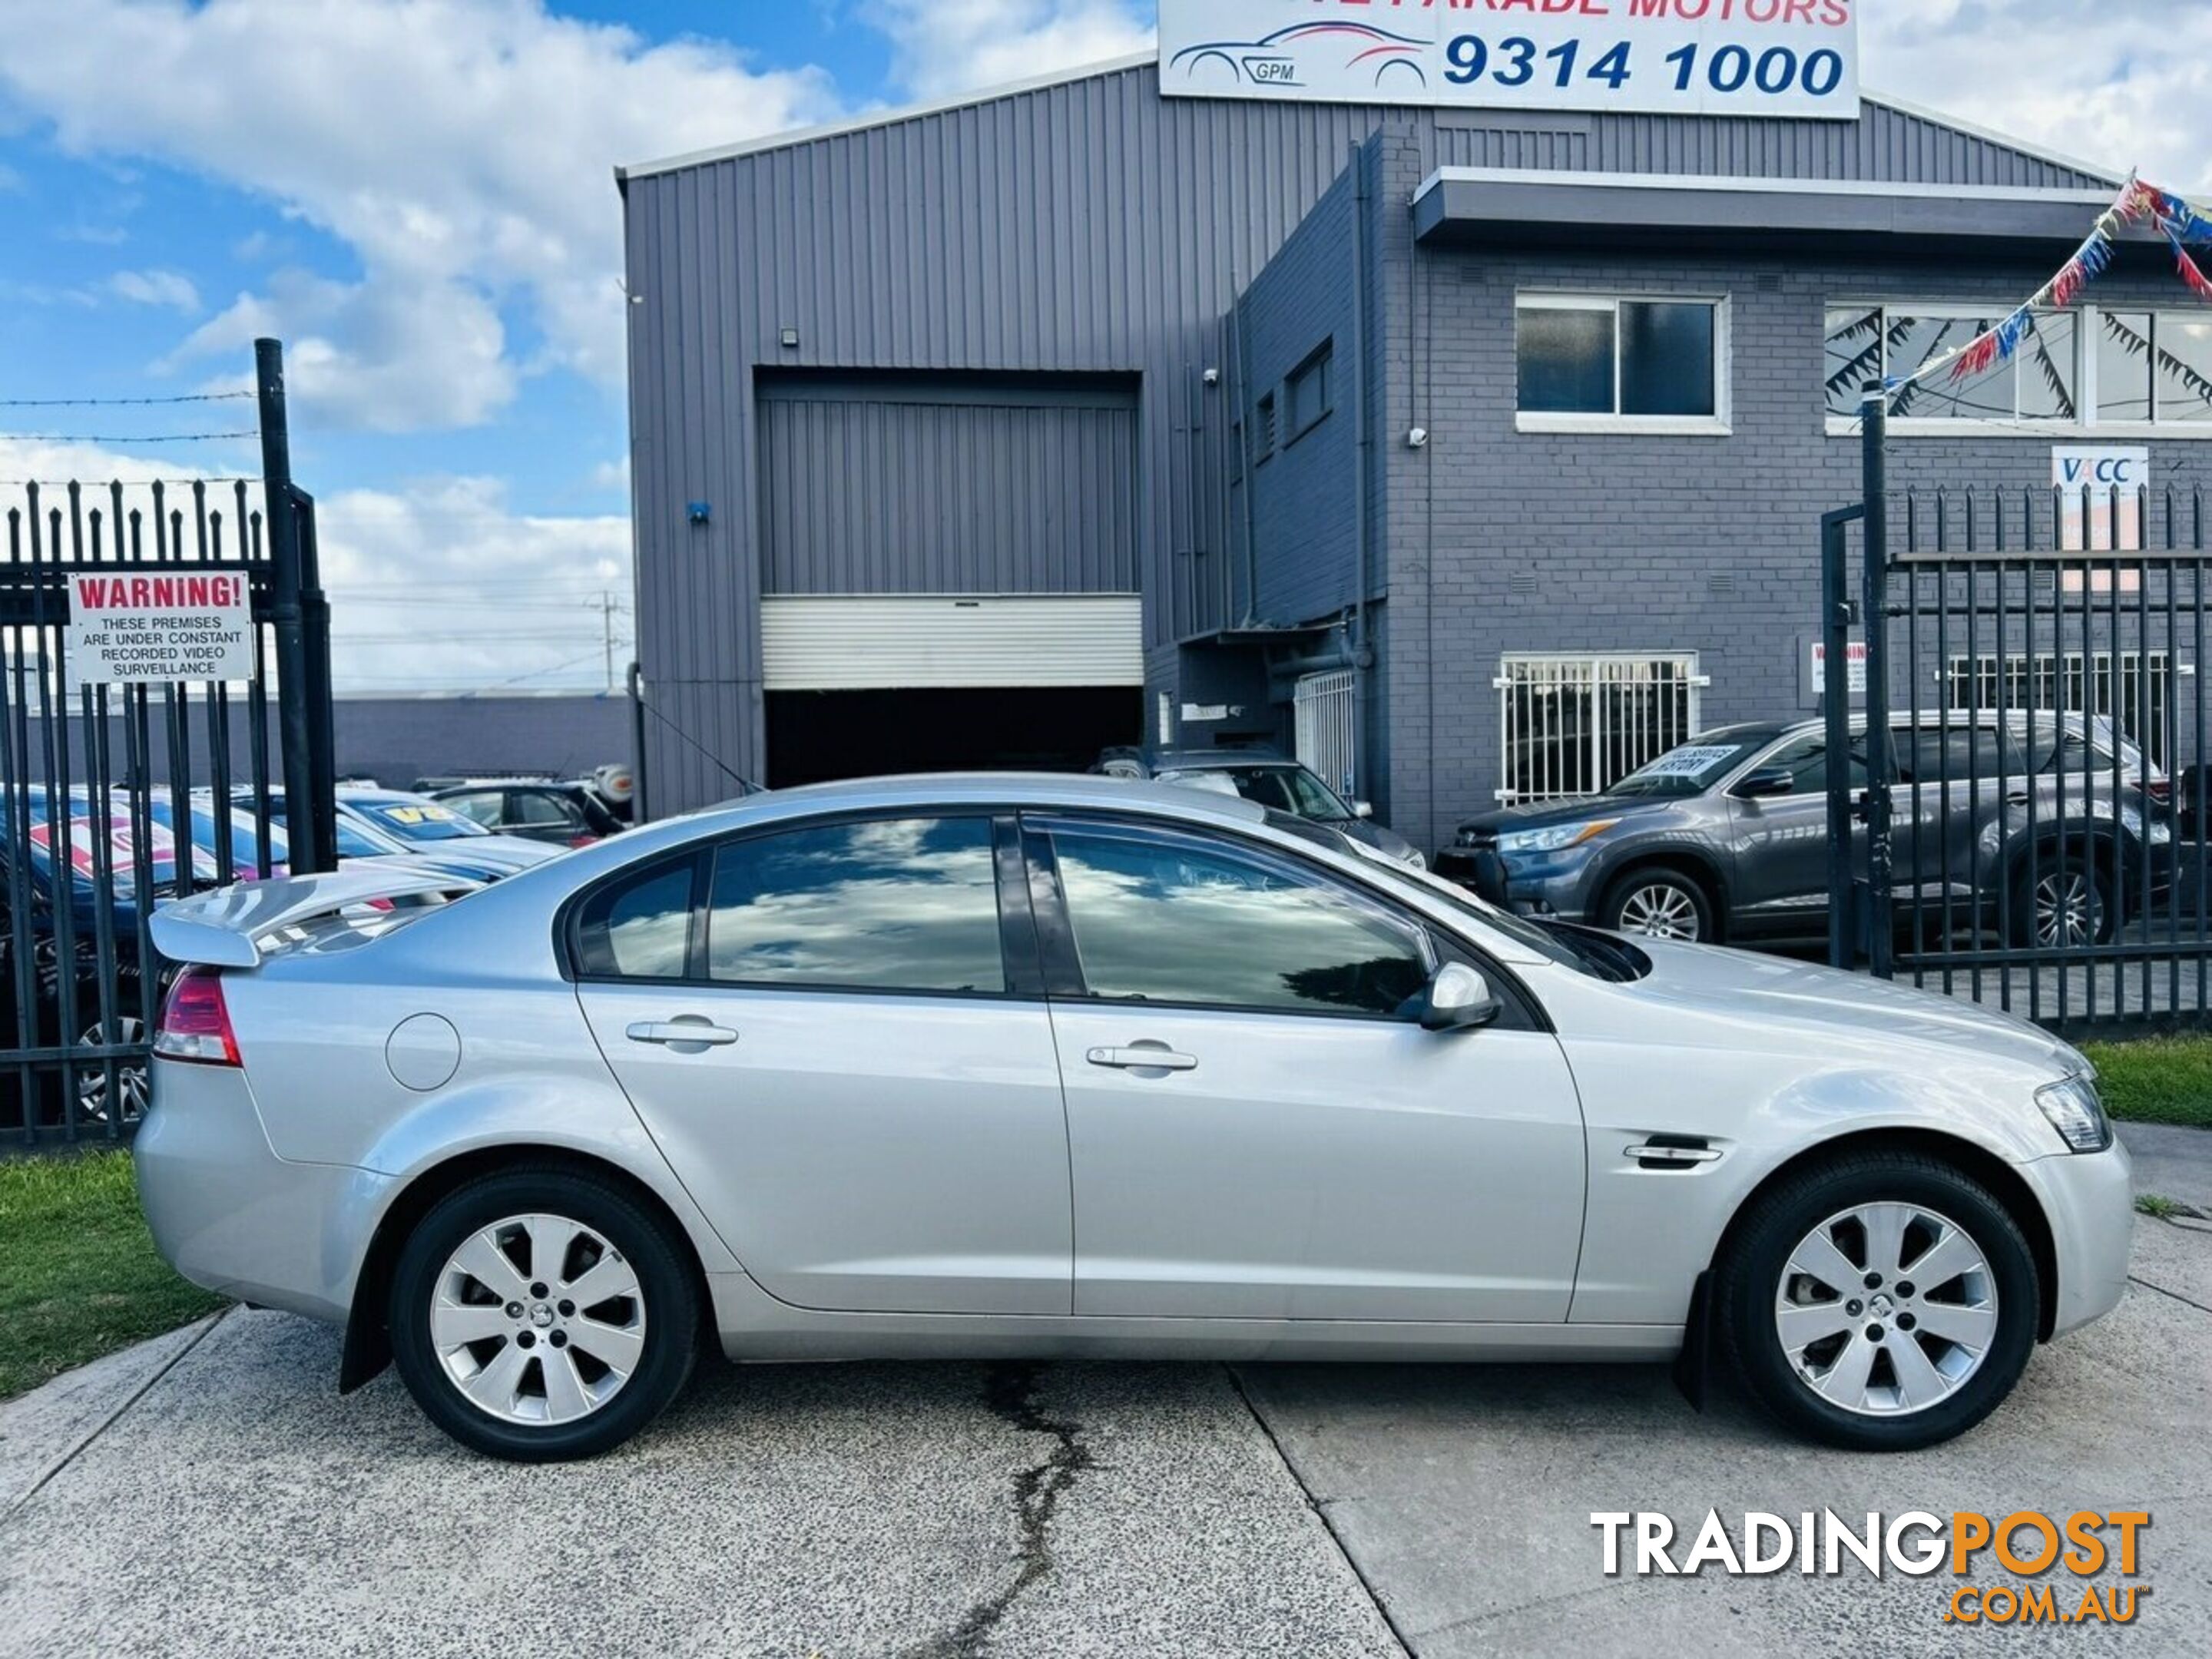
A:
1825,303,2212,439
1493,651,1710,805
1515,293,1733,437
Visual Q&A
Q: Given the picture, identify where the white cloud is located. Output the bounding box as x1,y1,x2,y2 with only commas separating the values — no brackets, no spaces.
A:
875,0,1151,100
1866,2,2212,192
108,267,200,310
0,439,630,694
0,0,842,431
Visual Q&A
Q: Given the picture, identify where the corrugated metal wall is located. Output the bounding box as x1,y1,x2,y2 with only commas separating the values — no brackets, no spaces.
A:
756,376,1137,596
624,61,2113,811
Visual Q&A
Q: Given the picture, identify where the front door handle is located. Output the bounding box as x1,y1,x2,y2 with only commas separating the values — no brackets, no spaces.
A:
627,1018,739,1048
1087,1045,1198,1073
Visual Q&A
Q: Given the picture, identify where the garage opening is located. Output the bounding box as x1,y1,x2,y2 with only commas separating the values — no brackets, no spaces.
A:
765,687,1142,786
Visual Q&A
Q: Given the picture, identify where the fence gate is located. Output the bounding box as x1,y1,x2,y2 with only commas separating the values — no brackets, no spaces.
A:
2,339,334,1144
1826,399,2210,1035
1293,669,1358,799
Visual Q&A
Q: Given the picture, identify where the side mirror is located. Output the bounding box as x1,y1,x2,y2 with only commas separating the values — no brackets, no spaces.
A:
1733,767,1796,800
1352,800,1375,820
1417,962,1503,1033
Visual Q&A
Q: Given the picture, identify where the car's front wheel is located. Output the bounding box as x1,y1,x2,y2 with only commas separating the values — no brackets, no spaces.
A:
1600,869,1714,943
1717,1151,2038,1451
389,1167,700,1462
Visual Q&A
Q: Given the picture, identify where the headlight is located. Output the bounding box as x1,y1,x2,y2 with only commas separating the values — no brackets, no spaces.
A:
1497,820,1620,856
2035,1073,2112,1154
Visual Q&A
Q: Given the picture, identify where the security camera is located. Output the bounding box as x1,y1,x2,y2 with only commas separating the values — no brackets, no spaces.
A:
1202,368,1220,386
1406,427,1429,449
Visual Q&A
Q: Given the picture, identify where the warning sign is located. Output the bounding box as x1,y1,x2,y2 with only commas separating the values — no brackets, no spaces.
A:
66,571,254,687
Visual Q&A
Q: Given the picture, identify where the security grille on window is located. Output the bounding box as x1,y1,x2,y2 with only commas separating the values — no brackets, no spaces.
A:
1825,306,2212,429
1293,670,1358,799
1255,392,1277,460
1517,296,1721,421
1495,654,1705,804
1944,651,2174,766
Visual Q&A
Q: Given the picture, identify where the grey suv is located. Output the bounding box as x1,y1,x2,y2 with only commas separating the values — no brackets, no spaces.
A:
1433,715,2170,947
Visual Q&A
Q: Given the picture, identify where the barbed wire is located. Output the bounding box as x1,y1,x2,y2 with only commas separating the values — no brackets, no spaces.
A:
2,430,260,444
0,391,256,408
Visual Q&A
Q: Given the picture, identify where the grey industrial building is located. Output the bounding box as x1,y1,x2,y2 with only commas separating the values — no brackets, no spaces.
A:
616,53,2207,855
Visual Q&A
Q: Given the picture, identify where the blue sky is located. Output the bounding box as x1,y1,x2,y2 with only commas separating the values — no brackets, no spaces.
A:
0,2,2203,691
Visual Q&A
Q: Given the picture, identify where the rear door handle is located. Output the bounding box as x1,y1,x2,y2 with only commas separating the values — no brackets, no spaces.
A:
627,1019,739,1048
1087,1045,1198,1073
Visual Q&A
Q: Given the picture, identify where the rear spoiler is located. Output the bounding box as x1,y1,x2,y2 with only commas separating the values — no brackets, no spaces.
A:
150,865,484,970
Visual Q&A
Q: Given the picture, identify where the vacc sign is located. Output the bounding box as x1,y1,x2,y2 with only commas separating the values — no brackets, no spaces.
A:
1159,0,1861,120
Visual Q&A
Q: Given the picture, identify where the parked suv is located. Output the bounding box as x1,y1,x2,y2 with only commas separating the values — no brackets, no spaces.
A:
1433,714,2169,947
429,780,625,847
1094,746,1426,869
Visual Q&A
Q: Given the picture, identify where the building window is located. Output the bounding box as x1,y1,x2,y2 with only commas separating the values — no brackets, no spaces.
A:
1255,392,1277,462
1495,653,1705,804
1516,295,1724,431
1825,306,2212,433
1286,342,1333,442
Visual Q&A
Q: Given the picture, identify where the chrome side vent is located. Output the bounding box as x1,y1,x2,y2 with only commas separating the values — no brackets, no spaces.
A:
1626,1135,1721,1172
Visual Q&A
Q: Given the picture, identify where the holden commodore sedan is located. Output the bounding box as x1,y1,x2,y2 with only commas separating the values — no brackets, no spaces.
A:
134,776,2133,1462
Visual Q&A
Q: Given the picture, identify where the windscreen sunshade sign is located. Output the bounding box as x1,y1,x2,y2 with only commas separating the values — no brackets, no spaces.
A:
1158,0,1860,121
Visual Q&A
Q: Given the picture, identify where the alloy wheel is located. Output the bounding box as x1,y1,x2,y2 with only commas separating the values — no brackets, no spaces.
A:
1773,1202,1998,1417
1616,882,1702,942
75,1018,149,1125
2032,871,2102,949
431,1213,647,1426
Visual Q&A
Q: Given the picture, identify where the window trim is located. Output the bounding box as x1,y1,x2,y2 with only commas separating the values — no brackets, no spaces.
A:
1285,339,1334,446
1515,291,1732,436
559,808,1041,1002
1021,810,1443,1026
1255,390,1278,464
1824,302,2212,439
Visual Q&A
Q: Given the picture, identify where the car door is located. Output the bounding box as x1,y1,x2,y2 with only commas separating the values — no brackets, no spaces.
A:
574,812,1074,1316
1728,732,1860,926
1026,813,1588,1323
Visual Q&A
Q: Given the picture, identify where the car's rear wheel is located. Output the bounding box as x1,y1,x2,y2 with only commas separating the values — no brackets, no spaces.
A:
1601,869,1714,943
389,1168,699,1462
2012,855,2114,948
1717,1151,2038,1451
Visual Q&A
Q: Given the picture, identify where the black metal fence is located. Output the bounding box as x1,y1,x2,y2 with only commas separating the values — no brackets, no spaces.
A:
1826,402,2212,1035
2,340,334,1144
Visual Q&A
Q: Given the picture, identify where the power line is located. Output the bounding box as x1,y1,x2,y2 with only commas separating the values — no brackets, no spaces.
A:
0,391,255,409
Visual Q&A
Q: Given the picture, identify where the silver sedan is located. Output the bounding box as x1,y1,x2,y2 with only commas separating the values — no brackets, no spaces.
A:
135,775,2134,1461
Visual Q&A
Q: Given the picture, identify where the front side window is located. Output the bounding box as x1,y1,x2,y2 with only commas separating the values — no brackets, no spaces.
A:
509,791,576,829
707,816,1006,993
1046,824,1430,1018
444,792,503,829
1753,734,1854,797
1518,296,1720,419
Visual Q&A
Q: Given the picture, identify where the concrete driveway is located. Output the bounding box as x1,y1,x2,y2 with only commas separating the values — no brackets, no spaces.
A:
1,1201,2207,1656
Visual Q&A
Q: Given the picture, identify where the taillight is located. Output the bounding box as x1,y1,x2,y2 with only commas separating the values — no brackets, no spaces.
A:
2147,777,2174,808
569,835,599,849
154,968,242,1067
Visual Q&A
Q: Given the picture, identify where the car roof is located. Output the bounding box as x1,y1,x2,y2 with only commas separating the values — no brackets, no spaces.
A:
671,771,1272,835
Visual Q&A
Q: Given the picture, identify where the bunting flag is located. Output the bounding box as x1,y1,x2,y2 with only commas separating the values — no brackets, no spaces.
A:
1876,174,2212,398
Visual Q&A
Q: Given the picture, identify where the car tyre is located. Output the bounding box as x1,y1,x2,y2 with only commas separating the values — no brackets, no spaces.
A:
2012,854,2114,949
1599,869,1714,944
389,1167,699,1462
1717,1150,2038,1452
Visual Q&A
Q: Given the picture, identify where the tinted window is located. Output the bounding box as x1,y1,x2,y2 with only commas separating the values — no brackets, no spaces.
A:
509,790,575,829
1518,305,1614,414
576,861,695,979
1899,728,2006,784
1757,734,1866,796
1048,826,1429,1017
707,817,1005,992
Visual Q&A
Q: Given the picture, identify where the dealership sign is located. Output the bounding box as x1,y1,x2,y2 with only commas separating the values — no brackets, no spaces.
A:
65,571,255,687
1159,0,1859,120
2053,445,2149,555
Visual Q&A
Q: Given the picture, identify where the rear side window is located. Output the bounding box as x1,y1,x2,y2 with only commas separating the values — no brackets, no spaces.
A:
510,791,576,829
575,860,697,979
707,817,1006,993
1899,728,2006,783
